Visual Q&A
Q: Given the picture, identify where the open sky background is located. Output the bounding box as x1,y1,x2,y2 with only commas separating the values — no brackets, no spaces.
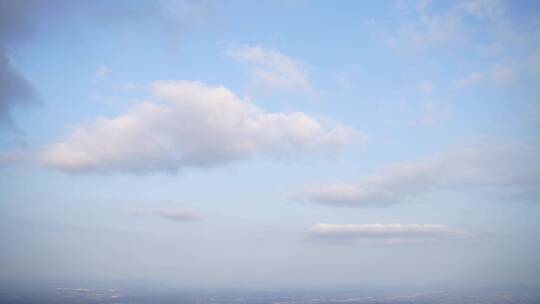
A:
1,0,539,289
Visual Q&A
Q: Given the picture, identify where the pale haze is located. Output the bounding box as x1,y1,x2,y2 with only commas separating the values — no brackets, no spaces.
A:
0,0,539,291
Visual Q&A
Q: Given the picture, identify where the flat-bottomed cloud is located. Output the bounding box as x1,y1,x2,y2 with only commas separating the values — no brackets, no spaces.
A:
311,223,471,244
42,81,352,174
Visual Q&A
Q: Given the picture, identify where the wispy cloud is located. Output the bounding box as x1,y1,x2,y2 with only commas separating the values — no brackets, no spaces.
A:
371,0,508,54
42,81,353,174
228,44,312,94
491,66,516,86
383,7,463,53
453,72,483,88
292,143,540,207
416,102,448,127
95,65,110,78
417,80,434,97
462,0,505,20
129,207,205,222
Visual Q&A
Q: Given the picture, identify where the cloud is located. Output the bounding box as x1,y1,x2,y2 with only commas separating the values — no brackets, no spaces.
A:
453,72,483,88
0,0,44,129
417,81,434,96
129,207,204,222
491,66,516,86
228,45,312,94
374,0,508,54
417,102,448,127
292,143,540,207
382,8,463,53
311,223,471,244
293,183,398,207
41,81,352,174
161,0,216,26
0,52,37,128
96,65,110,78
415,0,431,12
462,0,505,20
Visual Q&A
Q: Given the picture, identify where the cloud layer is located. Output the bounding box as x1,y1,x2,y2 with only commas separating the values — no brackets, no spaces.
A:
129,207,204,222
42,81,351,173
293,144,540,207
311,223,470,244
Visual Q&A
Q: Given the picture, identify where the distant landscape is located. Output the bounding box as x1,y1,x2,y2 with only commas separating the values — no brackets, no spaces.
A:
1,280,539,304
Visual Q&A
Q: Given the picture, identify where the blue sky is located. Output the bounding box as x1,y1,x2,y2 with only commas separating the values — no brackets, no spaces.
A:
1,0,539,289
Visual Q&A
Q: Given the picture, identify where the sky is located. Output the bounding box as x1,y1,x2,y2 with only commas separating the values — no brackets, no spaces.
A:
0,0,540,290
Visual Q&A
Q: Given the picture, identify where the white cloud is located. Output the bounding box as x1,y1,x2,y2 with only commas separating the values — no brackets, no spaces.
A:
311,223,471,244
129,207,204,222
161,0,216,26
96,65,110,78
293,183,398,207
453,72,483,88
292,143,540,207
491,66,516,86
228,45,312,94
415,0,431,12
42,81,352,174
417,81,434,96
417,102,448,127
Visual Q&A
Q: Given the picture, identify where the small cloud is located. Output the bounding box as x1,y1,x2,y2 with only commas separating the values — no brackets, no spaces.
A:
374,0,507,55
117,82,137,92
227,44,312,94
417,81,434,97
129,207,205,222
453,72,483,88
389,11,462,53
491,66,516,86
161,0,216,26
96,65,110,78
415,0,431,12
462,0,504,20
335,70,354,89
417,102,447,127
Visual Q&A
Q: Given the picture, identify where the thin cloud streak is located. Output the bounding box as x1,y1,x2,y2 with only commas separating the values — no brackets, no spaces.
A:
129,207,205,222
311,223,472,245
228,44,312,94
